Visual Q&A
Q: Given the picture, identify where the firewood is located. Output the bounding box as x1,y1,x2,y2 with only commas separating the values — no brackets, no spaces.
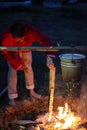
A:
16,120,42,125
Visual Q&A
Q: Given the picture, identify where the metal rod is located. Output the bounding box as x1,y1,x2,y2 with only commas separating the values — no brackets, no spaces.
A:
0,46,87,51
0,87,8,97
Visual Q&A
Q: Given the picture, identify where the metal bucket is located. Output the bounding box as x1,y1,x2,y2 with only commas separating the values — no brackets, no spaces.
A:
59,53,86,82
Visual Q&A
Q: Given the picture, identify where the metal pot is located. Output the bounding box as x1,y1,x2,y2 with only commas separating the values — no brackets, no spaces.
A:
59,53,86,82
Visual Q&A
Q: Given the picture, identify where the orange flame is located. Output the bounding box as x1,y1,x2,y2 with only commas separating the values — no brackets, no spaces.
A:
54,103,81,129
36,103,86,130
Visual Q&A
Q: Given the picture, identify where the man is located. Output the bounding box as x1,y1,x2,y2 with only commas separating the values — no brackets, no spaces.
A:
1,22,56,106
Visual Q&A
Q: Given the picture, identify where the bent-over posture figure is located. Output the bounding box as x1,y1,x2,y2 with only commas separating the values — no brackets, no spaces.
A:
1,22,55,105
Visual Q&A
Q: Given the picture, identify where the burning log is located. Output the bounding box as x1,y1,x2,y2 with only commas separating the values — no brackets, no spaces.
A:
74,121,87,129
34,121,87,130
55,121,87,130
36,122,87,130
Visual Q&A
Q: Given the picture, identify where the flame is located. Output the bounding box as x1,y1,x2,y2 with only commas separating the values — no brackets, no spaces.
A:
54,103,82,129
36,102,86,130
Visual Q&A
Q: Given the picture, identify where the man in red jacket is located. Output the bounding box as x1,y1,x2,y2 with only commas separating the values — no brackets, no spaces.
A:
1,22,55,106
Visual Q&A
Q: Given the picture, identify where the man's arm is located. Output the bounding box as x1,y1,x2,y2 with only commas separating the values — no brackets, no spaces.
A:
2,51,24,70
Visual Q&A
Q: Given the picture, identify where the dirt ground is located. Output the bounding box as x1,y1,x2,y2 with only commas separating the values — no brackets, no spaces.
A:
0,5,87,129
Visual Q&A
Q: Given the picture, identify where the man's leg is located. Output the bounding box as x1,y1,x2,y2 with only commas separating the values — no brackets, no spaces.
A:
8,63,18,105
21,52,41,99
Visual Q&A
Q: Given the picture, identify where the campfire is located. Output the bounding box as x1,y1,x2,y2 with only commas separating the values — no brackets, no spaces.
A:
35,102,87,130
33,66,87,130
0,53,87,130
32,66,87,130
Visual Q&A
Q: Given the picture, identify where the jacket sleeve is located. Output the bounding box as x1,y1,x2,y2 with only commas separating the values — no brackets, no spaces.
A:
1,33,24,70
2,51,24,70
33,28,52,46
33,28,56,55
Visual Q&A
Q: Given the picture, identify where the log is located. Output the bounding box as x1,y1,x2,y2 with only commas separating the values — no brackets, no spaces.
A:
16,120,43,125
61,121,87,130
75,121,87,129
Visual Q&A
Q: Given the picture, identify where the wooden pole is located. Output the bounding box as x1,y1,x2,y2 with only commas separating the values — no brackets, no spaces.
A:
0,46,87,52
48,67,56,122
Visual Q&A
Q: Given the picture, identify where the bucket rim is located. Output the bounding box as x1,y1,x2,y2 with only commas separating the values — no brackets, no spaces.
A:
59,53,86,60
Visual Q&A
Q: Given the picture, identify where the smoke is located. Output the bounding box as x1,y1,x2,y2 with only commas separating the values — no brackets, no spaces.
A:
77,81,87,120
55,73,87,120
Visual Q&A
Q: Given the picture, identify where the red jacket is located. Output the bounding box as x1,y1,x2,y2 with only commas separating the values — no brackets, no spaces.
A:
1,23,53,70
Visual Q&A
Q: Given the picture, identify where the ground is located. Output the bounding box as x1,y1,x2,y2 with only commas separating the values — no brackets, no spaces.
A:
0,4,87,129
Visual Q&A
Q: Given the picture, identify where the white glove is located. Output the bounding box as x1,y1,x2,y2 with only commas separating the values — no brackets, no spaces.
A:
46,54,55,68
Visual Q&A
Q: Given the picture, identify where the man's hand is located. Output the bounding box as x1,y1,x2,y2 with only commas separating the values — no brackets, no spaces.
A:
14,59,24,71
16,63,24,71
46,54,56,69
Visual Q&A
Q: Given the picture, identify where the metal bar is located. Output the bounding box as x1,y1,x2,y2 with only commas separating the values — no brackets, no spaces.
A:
0,87,8,97
0,46,87,51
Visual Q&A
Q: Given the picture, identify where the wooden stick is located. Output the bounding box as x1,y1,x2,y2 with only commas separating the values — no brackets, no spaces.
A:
48,67,56,122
